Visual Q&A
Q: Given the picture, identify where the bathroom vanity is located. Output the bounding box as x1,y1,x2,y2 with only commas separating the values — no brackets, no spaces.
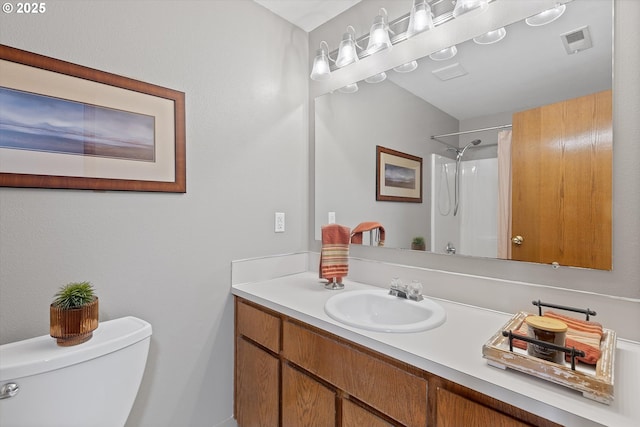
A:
232,271,640,427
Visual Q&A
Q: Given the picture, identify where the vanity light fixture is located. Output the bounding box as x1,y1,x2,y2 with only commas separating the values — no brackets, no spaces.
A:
336,26,360,68
429,45,458,61
473,27,507,44
338,82,359,93
452,0,489,18
406,0,434,39
366,8,393,54
310,41,332,81
365,72,387,83
526,3,566,27
393,60,419,73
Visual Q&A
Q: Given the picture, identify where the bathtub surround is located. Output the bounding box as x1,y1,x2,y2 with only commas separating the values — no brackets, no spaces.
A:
430,154,498,257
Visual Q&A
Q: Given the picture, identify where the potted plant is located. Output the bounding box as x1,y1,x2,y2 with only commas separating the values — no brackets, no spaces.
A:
411,236,426,251
50,281,99,346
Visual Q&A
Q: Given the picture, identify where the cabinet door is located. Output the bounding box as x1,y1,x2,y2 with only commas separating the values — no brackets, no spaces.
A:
236,338,279,427
436,387,530,427
342,399,394,427
282,363,335,427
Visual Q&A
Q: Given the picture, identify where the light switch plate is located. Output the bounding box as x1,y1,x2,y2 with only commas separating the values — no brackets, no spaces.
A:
275,212,285,233
328,212,336,224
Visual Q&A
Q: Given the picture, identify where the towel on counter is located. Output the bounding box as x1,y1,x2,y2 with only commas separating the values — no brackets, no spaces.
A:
350,222,386,246
512,311,603,365
319,224,350,283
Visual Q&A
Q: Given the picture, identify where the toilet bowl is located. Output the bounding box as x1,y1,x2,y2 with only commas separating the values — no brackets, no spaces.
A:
0,316,152,427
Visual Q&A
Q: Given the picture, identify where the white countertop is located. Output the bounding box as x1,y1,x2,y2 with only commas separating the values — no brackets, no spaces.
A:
232,272,640,427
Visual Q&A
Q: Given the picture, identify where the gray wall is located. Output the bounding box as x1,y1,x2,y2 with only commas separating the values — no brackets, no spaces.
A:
310,0,640,300
0,1,308,426
315,81,458,248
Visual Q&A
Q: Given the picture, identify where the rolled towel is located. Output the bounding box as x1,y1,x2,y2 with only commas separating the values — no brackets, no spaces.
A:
511,312,603,365
350,222,385,246
319,224,350,283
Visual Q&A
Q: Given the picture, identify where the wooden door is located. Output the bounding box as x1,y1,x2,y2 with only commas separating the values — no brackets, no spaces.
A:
510,90,612,269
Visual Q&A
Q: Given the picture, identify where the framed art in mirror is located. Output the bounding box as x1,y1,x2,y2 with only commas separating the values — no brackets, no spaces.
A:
0,44,186,192
376,145,422,203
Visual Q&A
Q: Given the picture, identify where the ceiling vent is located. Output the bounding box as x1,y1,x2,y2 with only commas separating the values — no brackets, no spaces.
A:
432,63,468,81
560,26,593,54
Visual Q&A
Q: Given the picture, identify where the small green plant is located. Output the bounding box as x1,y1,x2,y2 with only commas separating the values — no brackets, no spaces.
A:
412,236,425,246
52,281,96,309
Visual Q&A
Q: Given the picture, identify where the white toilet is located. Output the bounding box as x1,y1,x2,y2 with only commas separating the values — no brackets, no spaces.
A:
0,316,152,427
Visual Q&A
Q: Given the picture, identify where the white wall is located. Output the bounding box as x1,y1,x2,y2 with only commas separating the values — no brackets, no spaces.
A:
0,1,308,426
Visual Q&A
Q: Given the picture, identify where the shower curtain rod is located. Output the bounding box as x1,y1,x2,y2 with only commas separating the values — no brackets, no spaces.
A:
430,124,512,139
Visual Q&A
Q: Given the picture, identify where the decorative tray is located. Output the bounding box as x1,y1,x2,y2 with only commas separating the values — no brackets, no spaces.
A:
482,311,616,404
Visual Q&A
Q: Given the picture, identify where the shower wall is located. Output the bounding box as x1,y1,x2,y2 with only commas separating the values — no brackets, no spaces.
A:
431,154,498,258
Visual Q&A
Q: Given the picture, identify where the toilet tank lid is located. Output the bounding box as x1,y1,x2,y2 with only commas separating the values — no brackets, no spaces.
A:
0,316,152,381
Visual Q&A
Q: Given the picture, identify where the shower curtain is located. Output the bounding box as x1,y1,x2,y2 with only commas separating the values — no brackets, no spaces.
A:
497,129,512,259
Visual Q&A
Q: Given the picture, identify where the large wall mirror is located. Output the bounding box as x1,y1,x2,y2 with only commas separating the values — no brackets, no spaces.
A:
315,0,613,270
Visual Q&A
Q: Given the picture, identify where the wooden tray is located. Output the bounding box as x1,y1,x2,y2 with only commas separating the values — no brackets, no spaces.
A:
482,311,616,404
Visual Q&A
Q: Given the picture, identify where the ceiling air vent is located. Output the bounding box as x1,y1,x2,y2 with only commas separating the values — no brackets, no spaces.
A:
432,63,468,81
560,26,593,54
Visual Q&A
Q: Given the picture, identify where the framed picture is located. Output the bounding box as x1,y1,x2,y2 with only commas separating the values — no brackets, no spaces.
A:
0,44,186,192
376,145,422,203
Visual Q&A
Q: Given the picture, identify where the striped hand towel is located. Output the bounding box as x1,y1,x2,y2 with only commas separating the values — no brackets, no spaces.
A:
319,224,350,283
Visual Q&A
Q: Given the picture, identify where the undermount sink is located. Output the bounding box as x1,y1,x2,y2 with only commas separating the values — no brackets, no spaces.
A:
324,289,446,333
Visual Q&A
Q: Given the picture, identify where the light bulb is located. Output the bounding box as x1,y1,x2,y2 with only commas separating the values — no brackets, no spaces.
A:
407,0,434,38
310,45,331,81
366,10,392,54
393,61,418,73
452,0,489,18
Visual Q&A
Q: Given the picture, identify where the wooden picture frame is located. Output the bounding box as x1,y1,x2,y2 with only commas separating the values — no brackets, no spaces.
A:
376,145,422,203
0,44,186,192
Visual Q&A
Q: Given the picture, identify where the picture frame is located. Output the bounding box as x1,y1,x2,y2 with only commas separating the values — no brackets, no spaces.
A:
376,145,422,203
0,44,186,192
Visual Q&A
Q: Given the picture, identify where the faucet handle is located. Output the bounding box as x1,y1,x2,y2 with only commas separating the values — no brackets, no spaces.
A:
390,277,403,290
407,280,423,298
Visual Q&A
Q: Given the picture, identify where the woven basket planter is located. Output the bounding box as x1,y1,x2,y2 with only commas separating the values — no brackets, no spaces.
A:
50,297,99,346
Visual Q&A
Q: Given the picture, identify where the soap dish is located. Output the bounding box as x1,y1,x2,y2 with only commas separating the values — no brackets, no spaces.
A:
482,311,616,404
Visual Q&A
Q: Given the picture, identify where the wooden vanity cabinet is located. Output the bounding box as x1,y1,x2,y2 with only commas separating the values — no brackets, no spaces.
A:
234,297,562,427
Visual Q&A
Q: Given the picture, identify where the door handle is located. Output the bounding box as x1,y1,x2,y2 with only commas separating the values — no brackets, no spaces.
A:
512,235,524,245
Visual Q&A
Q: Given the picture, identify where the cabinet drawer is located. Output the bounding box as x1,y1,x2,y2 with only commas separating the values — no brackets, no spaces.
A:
283,320,427,427
236,299,281,352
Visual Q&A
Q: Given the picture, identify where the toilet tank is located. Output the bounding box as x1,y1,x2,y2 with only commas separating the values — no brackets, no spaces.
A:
0,316,152,427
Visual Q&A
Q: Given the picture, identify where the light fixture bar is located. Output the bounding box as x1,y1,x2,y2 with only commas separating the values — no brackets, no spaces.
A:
325,0,498,71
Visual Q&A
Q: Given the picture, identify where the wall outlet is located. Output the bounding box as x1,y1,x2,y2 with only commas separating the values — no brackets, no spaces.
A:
275,212,285,233
328,212,336,224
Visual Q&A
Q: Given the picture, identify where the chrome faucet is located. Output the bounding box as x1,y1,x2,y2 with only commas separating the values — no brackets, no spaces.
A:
389,278,423,302
445,242,456,254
